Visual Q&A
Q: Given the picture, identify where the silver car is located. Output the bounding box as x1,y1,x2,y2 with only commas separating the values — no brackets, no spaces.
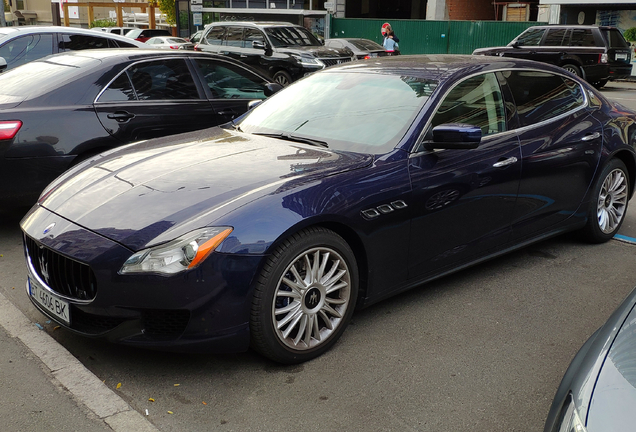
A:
0,26,145,72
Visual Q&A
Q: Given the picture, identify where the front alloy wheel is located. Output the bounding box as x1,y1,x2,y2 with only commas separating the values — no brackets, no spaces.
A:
250,227,358,364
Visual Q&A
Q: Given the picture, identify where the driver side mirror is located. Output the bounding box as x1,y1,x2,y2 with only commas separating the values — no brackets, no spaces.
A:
424,124,482,150
264,82,283,97
0,57,7,72
252,40,266,50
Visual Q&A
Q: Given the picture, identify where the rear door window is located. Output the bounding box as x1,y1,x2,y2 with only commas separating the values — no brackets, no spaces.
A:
513,28,545,46
569,29,596,47
0,34,54,69
98,73,137,102
127,59,200,100
504,70,584,127
224,27,244,47
543,29,568,46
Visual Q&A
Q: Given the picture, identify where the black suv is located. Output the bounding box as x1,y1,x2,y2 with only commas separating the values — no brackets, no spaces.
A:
195,22,354,86
473,25,632,88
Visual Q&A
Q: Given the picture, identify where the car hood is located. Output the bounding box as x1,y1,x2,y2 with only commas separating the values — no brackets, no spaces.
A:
39,128,372,250
279,45,351,58
585,299,636,430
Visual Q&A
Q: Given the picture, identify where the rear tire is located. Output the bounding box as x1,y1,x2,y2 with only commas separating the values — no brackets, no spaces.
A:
581,159,630,243
562,63,582,77
250,227,358,364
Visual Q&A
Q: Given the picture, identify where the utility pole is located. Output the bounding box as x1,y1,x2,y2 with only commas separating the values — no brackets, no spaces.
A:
0,0,6,27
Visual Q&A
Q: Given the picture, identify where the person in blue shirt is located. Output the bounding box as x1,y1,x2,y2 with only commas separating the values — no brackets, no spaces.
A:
383,30,399,55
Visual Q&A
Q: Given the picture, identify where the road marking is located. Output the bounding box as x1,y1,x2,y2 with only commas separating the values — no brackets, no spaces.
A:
614,234,636,244
0,291,159,432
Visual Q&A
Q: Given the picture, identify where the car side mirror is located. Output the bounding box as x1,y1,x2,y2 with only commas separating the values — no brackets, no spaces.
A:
511,41,520,48
264,82,283,97
252,40,266,50
0,57,7,72
424,124,481,150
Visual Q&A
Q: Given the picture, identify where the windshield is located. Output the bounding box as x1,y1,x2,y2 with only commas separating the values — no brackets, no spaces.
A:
264,27,321,48
238,71,438,153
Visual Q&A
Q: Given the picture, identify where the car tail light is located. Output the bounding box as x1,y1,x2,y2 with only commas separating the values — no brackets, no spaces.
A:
0,120,22,140
364,55,371,60
170,45,179,49
600,53,608,64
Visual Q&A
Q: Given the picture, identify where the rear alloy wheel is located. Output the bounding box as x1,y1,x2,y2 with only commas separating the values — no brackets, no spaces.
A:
581,159,630,243
250,227,358,364
273,70,292,87
562,64,582,77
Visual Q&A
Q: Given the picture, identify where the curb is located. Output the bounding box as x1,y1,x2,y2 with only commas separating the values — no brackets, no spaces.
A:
0,291,159,432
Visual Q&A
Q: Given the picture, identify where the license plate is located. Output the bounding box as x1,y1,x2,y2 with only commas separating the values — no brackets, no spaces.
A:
616,53,628,60
28,277,70,325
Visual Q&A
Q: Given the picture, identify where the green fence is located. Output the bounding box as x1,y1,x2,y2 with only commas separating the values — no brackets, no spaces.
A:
330,18,546,55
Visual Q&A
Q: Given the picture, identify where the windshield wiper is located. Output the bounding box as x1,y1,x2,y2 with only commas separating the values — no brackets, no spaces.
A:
253,132,328,148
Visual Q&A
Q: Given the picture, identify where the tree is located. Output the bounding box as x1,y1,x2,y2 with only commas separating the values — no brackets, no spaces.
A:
0,0,7,27
624,27,636,43
155,0,175,26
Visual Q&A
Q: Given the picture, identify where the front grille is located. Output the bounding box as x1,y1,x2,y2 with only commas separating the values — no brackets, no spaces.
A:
25,235,97,301
319,57,352,67
71,306,127,334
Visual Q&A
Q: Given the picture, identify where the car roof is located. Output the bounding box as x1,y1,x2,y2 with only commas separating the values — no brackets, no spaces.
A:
524,24,619,30
328,54,576,82
209,21,302,28
0,25,146,46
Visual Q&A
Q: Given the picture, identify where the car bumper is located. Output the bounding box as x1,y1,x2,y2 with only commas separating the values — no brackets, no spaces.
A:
21,205,262,353
609,64,633,80
581,64,610,82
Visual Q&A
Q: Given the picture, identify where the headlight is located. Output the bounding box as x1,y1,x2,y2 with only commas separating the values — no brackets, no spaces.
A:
292,54,323,68
555,397,587,432
120,227,233,275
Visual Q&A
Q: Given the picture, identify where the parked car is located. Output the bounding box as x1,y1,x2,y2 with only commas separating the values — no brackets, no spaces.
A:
544,286,636,432
0,49,281,207
473,25,632,88
93,26,136,36
20,55,636,364
126,28,172,43
146,36,194,50
0,26,145,72
324,37,388,59
195,21,354,86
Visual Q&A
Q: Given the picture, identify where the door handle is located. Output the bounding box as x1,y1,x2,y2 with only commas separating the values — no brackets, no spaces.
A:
107,111,135,122
581,132,601,141
218,109,237,116
493,157,518,168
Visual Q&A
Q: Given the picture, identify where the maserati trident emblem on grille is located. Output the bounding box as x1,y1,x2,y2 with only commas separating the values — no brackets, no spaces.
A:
43,222,56,235
39,255,50,286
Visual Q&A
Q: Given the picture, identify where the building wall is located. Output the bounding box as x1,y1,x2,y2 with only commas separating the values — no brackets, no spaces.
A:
447,0,495,20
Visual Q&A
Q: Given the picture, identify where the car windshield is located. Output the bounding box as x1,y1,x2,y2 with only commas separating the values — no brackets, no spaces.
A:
238,71,438,153
264,27,321,48
349,39,384,51
602,29,629,48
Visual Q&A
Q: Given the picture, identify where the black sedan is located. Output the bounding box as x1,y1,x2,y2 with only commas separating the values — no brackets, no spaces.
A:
324,37,388,59
544,286,636,431
20,55,636,364
0,49,281,206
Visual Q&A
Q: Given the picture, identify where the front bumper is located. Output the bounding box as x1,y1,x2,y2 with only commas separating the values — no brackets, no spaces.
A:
21,205,262,353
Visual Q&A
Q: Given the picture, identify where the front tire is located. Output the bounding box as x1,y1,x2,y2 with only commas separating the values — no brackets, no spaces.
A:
273,70,292,86
581,159,630,243
250,227,358,364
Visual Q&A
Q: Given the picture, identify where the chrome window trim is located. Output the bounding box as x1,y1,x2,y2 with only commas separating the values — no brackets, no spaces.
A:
411,67,589,155
94,56,203,104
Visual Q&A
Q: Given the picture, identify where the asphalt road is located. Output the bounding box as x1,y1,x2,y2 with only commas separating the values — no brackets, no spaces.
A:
2,82,636,432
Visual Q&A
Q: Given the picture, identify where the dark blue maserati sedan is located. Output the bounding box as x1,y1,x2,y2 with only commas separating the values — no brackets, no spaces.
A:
20,55,636,363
